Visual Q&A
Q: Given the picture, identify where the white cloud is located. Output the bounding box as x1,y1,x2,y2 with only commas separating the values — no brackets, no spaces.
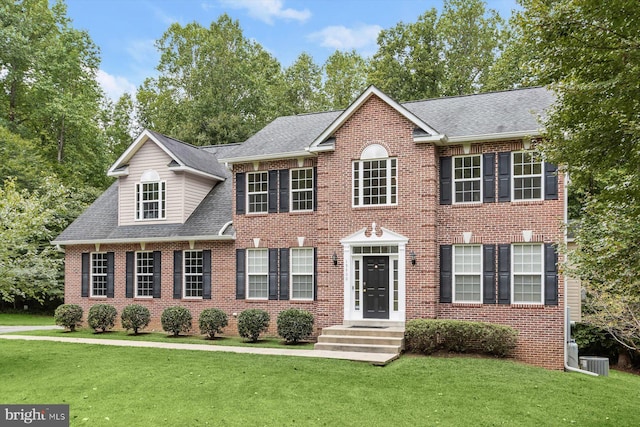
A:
97,69,137,101
219,0,311,25
308,24,382,51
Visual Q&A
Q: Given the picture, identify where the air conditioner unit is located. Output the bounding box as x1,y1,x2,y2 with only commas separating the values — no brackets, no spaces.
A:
579,356,609,376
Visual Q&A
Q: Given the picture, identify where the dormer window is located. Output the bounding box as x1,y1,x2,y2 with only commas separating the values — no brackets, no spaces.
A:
353,144,397,207
136,170,165,220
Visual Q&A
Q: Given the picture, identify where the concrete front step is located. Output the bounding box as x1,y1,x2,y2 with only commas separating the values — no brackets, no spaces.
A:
317,334,403,347
314,342,401,354
320,325,405,338
314,324,406,358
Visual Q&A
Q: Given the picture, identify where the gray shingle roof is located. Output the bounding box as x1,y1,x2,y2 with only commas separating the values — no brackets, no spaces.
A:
218,86,554,160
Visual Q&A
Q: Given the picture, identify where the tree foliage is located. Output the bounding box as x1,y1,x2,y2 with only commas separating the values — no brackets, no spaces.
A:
281,53,326,114
518,0,640,349
322,50,368,109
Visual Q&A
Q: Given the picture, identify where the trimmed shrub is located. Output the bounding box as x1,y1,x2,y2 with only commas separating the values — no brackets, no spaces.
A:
121,304,151,335
405,319,518,357
87,304,117,333
277,309,314,344
199,308,228,339
54,304,83,332
161,306,192,336
237,309,269,342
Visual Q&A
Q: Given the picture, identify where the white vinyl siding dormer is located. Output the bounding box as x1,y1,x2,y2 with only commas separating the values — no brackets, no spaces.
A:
117,139,215,225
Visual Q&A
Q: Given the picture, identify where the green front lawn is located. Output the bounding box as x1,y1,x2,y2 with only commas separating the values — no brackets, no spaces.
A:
12,328,315,349
0,312,55,326
1,340,639,426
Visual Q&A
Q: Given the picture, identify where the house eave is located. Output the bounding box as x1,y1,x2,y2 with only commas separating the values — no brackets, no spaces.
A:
51,234,235,247
218,150,314,165
418,130,541,145
107,166,129,177
167,165,226,181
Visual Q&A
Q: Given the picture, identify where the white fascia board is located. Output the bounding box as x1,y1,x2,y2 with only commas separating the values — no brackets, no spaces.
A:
167,165,226,181
310,85,441,150
107,166,129,177
51,234,235,247
307,144,335,153
440,130,541,145
413,134,449,144
108,129,182,175
217,150,314,165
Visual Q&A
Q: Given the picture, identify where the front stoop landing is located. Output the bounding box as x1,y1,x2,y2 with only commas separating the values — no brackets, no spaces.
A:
314,325,405,365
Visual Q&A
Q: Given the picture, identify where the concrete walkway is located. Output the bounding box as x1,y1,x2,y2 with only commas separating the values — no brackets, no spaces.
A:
0,325,63,333
0,328,398,365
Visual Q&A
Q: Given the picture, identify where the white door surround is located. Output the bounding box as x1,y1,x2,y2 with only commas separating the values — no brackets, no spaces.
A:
340,223,408,324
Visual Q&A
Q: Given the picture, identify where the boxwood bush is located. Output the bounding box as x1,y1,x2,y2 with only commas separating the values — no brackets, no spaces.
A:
161,306,192,336
120,304,151,335
277,309,314,344
54,304,83,332
405,319,518,357
237,309,269,342
199,308,228,339
87,304,117,333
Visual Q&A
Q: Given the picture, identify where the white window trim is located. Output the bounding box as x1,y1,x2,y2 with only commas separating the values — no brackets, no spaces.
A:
290,247,314,301
135,181,166,221
135,251,154,299
246,248,269,300
290,168,314,212
452,154,483,204
90,252,107,298
511,151,544,201
452,245,483,303
183,250,204,300
352,157,398,207
246,171,269,214
511,243,544,304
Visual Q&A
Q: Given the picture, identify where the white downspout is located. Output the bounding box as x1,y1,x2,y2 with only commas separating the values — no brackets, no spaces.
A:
563,171,598,376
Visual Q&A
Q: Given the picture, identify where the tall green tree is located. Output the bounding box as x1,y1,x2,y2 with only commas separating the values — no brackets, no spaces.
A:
437,0,505,95
518,0,640,350
322,50,368,110
136,15,284,145
281,53,326,114
368,9,443,101
101,93,139,165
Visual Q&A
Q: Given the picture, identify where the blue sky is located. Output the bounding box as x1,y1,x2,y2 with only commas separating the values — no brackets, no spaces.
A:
64,0,519,100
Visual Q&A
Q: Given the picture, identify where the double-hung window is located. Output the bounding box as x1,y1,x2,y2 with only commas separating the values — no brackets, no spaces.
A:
247,172,268,213
291,168,314,211
512,244,544,304
247,249,268,299
453,245,482,302
512,151,543,200
136,182,165,220
136,252,154,297
91,253,108,297
291,248,314,300
184,250,203,298
453,155,481,203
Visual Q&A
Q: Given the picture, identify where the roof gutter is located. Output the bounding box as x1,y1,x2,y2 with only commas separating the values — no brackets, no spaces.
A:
218,150,314,165
167,164,226,181
433,130,541,145
51,234,235,247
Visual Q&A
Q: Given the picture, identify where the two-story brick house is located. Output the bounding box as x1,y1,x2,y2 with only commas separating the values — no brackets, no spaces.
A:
54,85,572,369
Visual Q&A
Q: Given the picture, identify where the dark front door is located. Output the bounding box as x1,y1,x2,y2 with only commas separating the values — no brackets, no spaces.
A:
363,256,389,319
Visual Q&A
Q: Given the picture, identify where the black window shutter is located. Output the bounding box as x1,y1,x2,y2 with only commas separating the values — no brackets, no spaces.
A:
106,252,115,298
482,245,496,304
173,251,182,299
498,152,511,202
268,248,278,300
483,153,496,203
545,244,558,305
313,248,318,301
313,167,318,211
152,251,161,299
203,250,212,300
81,253,90,297
236,172,246,214
439,245,452,303
498,244,511,304
439,157,452,205
544,162,559,200
279,169,289,212
268,170,278,213
279,248,289,300
236,249,245,299
125,252,134,298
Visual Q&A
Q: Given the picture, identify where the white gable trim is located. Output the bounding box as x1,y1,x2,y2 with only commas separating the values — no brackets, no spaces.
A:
309,85,444,153
340,223,409,246
108,129,181,177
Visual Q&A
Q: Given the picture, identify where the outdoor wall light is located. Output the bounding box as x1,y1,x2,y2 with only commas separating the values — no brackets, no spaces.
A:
332,252,338,266
410,251,417,266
